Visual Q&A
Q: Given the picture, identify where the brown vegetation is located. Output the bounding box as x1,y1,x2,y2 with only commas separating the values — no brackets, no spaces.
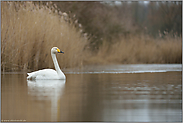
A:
55,1,182,49
1,2,88,72
1,1,182,72
85,35,182,65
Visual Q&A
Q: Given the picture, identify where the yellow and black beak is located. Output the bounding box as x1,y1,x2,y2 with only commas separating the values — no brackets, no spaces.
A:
57,48,64,54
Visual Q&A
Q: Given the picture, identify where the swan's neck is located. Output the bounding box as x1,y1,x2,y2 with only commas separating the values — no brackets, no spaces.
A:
51,53,62,74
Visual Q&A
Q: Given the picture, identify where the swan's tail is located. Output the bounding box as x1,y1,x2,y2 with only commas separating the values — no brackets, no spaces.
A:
27,73,31,80
27,73,35,80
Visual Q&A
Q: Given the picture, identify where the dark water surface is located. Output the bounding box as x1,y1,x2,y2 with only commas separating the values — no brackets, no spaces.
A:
1,65,182,122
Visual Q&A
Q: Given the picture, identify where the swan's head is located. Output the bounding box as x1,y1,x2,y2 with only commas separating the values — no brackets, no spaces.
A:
51,47,64,54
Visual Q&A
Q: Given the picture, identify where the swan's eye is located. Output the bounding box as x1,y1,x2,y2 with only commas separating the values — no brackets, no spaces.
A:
57,48,60,52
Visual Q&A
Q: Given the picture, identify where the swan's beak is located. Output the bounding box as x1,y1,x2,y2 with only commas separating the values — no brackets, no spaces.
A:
57,48,64,54
60,51,64,54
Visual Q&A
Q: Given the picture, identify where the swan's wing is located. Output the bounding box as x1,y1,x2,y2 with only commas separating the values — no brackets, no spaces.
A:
27,69,59,80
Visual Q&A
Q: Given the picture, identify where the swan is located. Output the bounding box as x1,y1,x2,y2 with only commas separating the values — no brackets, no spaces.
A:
27,47,66,80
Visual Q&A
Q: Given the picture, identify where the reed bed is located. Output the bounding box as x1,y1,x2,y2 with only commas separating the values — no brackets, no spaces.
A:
1,2,182,72
1,2,88,72
85,35,182,65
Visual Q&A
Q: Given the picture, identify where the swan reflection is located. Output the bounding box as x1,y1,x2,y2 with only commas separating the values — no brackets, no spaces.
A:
27,79,66,121
27,79,65,99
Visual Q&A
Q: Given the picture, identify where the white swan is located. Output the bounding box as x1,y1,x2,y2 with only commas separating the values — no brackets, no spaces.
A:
27,47,66,80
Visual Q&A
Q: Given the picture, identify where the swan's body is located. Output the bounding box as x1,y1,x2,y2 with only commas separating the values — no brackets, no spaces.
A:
27,47,66,80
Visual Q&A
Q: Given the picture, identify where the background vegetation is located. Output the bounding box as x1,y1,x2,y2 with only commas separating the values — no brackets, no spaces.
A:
55,1,182,49
1,1,182,72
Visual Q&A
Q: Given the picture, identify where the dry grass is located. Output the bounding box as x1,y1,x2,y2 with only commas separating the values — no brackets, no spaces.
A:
1,2,88,72
1,2,182,72
84,35,182,65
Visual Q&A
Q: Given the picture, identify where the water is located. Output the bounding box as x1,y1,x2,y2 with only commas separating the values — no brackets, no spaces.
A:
1,64,182,122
